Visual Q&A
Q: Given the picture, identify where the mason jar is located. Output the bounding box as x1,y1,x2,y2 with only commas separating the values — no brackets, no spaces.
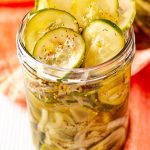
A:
17,13,135,150
135,0,150,37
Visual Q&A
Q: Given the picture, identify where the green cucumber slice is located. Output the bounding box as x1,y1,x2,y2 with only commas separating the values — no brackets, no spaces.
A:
71,0,119,28
98,83,128,105
33,27,85,69
83,19,125,67
35,0,49,11
25,9,79,54
118,0,136,30
37,0,119,28
40,144,59,150
47,0,72,12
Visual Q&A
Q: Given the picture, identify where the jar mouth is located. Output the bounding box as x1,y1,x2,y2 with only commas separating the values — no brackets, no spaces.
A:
17,12,135,83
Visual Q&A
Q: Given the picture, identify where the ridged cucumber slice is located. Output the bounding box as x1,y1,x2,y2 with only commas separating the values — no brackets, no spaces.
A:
37,0,119,28
83,19,125,67
25,9,79,54
118,0,136,30
33,27,85,69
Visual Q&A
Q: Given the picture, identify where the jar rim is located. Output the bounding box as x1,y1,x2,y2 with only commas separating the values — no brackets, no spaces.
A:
17,12,135,83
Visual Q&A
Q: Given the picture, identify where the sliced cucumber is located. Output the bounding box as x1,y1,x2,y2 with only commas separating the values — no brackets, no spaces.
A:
90,127,126,150
25,9,79,54
35,0,49,11
27,90,55,110
33,27,85,70
98,83,128,105
37,0,119,28
28,102,41,123
118,0,136,30
47,0,72,12
40,144,59,150
83,19,125,67
71,0,119,28
69,105,97,123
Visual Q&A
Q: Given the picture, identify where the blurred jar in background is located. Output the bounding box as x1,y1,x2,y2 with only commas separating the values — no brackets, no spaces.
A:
134,0,150,49
135,0,150,36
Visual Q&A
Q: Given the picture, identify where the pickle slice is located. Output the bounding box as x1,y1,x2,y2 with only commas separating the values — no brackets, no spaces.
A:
83,19,125,67
25,9,79,54
71,0,119,28
90,127,126,150
36,0,119,28
47,0,72,12
40,144,59,150
35,0,49,11
33,27,85,69
35,0,136,30
98,83,128,105
118,0,136,30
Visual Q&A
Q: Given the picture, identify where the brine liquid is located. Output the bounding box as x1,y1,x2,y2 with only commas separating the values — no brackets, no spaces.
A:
24,64,131,150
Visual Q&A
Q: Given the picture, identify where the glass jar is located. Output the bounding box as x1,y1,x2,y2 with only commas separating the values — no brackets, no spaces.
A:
17,13,135,150
135,0,150,37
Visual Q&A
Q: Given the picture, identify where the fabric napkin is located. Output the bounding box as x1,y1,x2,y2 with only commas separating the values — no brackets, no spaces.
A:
0,1,150,150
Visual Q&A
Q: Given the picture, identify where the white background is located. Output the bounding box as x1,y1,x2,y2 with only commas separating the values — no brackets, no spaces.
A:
0,94,34,150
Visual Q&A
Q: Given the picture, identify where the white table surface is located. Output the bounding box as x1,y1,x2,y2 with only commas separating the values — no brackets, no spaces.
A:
0,94,34,150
